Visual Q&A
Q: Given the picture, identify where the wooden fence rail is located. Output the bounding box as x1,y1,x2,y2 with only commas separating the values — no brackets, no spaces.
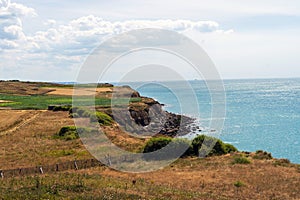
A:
0,159,104,179
0,154,144,179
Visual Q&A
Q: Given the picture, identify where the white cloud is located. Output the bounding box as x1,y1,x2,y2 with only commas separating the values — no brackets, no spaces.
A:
44,19,56,27
0,1,36,47
4,25,24,39
1,12,231,57
28,16,229,54
0,1,233,81
7,2,37,17
0,0,9,9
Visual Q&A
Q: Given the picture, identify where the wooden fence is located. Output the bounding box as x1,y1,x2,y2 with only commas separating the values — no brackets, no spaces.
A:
0,159,104,179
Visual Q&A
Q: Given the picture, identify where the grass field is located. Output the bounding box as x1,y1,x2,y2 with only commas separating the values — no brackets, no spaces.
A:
0,157,299,200
0,94,141,110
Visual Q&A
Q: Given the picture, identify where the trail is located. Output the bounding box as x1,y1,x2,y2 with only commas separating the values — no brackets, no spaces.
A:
0,111,44,136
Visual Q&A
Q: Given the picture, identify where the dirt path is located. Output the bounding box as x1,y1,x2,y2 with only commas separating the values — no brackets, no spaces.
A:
0,111,45,136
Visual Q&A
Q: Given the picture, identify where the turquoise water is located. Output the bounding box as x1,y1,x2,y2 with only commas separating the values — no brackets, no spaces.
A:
128,78,300,164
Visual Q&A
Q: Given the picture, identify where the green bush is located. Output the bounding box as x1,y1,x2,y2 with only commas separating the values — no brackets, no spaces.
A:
143,137,172,153
56,126,96,140
191,135,237,157
173,138,194,157
142,137,193,160
95,111,114,126
232,156,251,164
51,105,72,112
142,135,238,160
253,150,273,160
57,126,79,140
234,181,245,188
224,143,238,153
70,107,113,126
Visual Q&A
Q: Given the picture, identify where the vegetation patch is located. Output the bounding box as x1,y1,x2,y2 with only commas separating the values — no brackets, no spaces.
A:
48,105,72,112
55,126,95,141
56,126,79,140
94,111,114,126
71,107,114,126
142,135,237,160
192,135,238,157
273,158,291,167
143,137,172,153
234,180,245,188
0,94,140,110
232,156,251,164
253,150,273,160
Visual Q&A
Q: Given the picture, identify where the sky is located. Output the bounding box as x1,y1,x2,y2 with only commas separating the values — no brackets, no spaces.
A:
0,0,300,82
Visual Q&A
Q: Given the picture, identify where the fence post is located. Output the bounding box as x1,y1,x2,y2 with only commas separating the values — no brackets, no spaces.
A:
39,166,44,174
74,160,78,170
106,154,111,166
56,163,59,172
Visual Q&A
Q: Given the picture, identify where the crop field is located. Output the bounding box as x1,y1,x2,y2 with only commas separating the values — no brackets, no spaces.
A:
0,94,140,110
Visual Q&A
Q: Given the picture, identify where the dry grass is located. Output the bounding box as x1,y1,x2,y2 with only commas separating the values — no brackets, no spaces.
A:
86,156,299,200
101,125,148,152
0,110,92,170
0,81,56,95
44,87,113,96
0,109,299,199
0,110,38,134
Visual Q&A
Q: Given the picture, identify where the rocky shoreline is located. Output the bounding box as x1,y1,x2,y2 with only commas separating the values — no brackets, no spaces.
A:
102,88,198,137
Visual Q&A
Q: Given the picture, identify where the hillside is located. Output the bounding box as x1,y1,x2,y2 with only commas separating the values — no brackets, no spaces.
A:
0,80,299,200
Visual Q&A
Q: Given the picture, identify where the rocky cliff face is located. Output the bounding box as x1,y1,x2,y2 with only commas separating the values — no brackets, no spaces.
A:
106,92,194,137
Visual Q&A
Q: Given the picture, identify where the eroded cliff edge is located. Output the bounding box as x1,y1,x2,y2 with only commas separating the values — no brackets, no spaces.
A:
98,87,194,137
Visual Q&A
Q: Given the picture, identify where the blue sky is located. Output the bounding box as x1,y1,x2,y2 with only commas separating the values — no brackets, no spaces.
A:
0,0,300,81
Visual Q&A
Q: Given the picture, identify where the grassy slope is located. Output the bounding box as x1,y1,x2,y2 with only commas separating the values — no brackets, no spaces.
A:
0,80,140,109
0,94,141,110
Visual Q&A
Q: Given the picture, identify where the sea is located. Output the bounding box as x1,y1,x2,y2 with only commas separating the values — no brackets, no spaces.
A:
126,78,300,164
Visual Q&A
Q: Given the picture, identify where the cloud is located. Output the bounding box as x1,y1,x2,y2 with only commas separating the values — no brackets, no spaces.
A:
27,16,229,54
0,1,36,48
0,0,9,9
7,2,37,17
44,19,56,27
0,2,233,81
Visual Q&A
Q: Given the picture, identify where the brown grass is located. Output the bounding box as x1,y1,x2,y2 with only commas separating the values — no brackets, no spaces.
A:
44,87,112,96
74,155,300,200
0,110,92,170
0,110,38,134
0,102,299,199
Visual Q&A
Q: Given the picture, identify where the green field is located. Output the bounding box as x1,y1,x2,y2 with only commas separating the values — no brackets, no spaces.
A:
0,94,141,110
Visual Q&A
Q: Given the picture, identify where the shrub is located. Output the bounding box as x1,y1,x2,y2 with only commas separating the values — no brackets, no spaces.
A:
253,150,273,160
234,181,245,188
70,107,113,126
174,138,194,157
56,126,96,140
273,158,291,167
57,126,79,140
53,105,72,112
191,135,237,157
142,137,193,160
143,137,172,153
224,143,238,153
95,111,113,126
232,156,251,164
